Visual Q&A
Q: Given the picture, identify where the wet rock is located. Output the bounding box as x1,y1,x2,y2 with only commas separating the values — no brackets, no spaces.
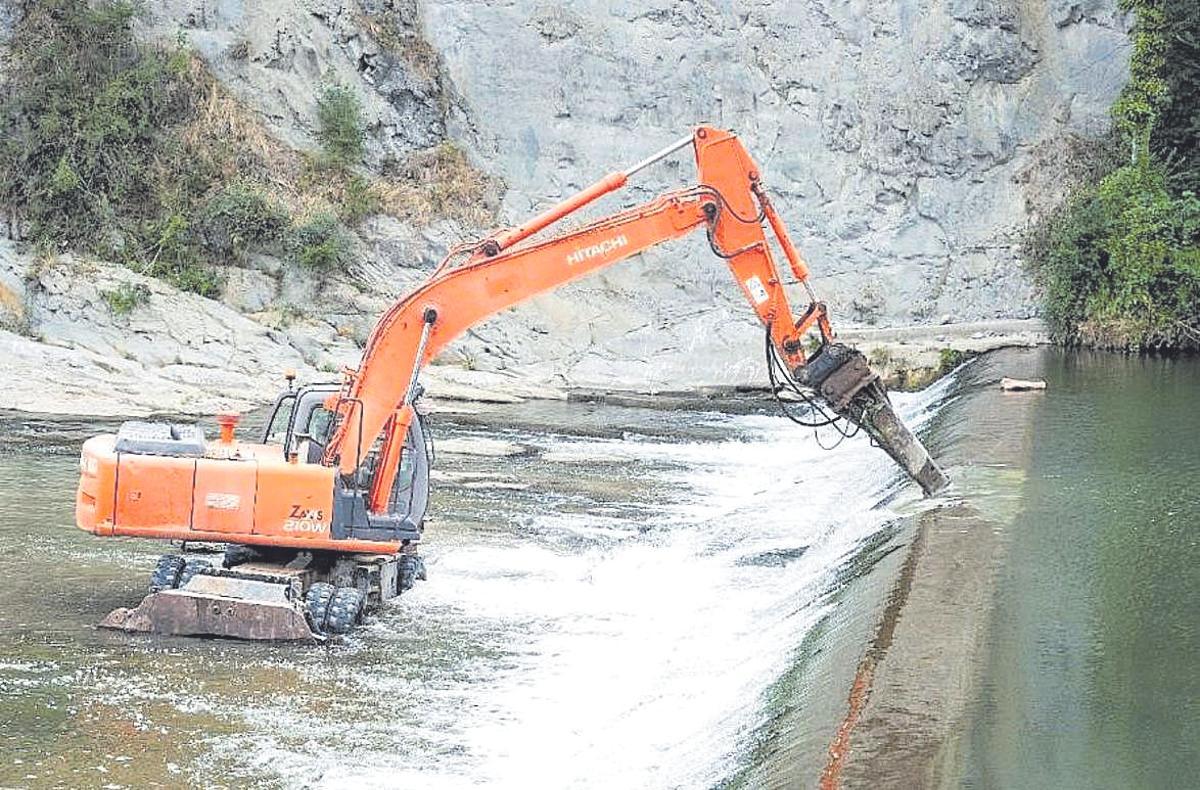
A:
435,437,528,457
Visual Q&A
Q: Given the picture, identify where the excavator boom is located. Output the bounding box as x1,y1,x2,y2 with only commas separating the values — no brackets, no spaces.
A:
324,125,946,509
75,125,947,642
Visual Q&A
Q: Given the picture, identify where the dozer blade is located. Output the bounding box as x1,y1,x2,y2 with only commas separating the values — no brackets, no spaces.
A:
801,343,950,496
100,573,320,642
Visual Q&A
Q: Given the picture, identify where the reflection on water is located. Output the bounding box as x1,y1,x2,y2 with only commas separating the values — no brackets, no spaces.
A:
727,348,1200,790
960,351,1200,790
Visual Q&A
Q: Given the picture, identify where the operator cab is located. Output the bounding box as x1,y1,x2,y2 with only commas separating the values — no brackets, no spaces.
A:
262,383,431,543
263,384,339,463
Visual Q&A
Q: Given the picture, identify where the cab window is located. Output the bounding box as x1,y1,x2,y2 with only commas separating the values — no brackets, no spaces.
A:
264,394,296,445
304,407,335,444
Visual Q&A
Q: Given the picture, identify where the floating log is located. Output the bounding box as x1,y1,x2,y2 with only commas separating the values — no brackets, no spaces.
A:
1000,377,1047,391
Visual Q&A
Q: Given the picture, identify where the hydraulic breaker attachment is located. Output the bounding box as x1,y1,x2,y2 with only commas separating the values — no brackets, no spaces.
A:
800,344,950,496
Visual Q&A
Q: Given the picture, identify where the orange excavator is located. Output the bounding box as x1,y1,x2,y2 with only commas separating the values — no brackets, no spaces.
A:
76,126,948,641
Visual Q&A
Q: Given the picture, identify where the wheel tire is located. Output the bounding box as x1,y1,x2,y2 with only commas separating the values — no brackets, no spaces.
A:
399,554,426,592
177,559,212,589
325,587,366,635
305,582,336,633
149,555,185,593
223,543,261,568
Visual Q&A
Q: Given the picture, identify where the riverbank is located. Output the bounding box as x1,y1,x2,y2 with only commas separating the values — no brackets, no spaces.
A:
0,292,1046,418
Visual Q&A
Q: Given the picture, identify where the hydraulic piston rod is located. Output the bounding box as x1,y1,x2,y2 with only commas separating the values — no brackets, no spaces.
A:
486,134,695,255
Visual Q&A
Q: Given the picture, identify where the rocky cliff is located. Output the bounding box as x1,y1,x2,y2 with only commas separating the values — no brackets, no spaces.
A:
0,0,1129,414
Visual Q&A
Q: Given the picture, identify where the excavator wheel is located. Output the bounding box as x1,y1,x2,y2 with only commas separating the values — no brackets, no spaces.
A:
177,559,213,589
325,587,366,635
305,582,336,633
149,555,185,593
399,554,426,593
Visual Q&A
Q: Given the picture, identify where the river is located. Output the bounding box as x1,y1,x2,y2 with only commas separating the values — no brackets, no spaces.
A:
0,348,1195,788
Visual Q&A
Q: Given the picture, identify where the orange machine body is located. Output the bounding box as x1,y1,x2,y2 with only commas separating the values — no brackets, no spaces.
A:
75,125,845,556
75,435,401,554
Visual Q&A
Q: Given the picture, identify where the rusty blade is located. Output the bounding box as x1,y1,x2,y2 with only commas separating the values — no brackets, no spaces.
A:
100,577,320,642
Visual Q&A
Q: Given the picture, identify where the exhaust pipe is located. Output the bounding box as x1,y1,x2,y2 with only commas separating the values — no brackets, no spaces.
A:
799,344,949,496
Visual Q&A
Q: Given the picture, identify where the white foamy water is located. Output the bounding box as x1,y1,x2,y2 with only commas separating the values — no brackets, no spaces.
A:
203,386,951,789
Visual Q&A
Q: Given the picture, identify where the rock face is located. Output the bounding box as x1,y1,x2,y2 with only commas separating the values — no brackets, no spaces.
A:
0,245,320,416
139,0,474,165
0,0,1129,414
420,0,1129,330
0,239,563,415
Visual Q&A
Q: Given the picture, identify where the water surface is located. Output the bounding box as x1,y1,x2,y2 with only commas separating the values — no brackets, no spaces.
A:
0,390,941,788
960,351,1200,789
3,351,1192,789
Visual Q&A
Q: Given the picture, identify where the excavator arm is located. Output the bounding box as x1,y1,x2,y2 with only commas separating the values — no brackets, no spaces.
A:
73,124,949,642
324,126,948,513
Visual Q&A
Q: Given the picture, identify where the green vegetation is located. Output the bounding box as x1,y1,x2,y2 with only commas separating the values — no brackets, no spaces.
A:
1027,0,1200,350
938,348,971,374
335,172,381,225
315,85,366,168
0,0,241,294
307,86,384,225
864,345,978,390
867,346,897,368
0,1,497,299
199,183,290,259
1143,0,1200,194
291,213,351,273
102,282,151,316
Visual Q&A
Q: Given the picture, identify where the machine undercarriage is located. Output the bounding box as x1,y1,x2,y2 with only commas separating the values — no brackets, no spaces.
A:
102,544,426,642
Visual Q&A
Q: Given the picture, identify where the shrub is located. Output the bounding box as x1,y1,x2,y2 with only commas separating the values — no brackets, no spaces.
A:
1148,0,1200,192
0,0,194,245
0,2,495,301
1026,0,1200,350
339,172,381,224
292,213,351,273
102,281,151,316
162,261,224,299
128,211,219,298
315,85,366,167
199,182,290,257
1032,162,1200,348
937,348,970,373
0,2,299,298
